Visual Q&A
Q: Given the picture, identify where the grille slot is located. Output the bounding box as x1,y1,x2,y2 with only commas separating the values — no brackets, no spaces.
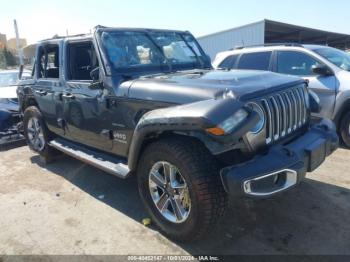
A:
260,85,308,145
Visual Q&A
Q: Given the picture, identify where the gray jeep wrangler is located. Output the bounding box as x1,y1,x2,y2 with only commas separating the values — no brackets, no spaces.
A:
17,26,338,242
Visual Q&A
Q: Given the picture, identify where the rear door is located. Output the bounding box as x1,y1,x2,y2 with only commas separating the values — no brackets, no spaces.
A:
274,50,337,119
33,42,65,136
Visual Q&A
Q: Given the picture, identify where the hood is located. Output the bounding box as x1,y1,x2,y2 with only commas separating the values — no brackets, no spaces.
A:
128,70,304,104
0,85,18,99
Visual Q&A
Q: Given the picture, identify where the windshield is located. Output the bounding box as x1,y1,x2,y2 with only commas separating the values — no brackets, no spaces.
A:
99,30,210,75
314,47,350,71
0,72,19,87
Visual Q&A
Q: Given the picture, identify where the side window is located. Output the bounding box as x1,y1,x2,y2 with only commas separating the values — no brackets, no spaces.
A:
218,55,239,69
67,41,99,81
38,44,59,79
276,51,320,76
237,52,272,71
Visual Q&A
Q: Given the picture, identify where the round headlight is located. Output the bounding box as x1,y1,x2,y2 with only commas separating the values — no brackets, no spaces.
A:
247,102,265,134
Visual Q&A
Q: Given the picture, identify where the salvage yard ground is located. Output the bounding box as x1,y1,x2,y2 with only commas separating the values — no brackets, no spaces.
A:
0,146,349,255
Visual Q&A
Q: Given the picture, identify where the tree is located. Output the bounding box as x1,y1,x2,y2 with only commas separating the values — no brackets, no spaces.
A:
0,48,18,68
0,49,6,69
4,48,17,67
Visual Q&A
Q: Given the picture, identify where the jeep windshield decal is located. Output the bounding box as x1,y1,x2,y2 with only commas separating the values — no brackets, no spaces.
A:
98,30,210,75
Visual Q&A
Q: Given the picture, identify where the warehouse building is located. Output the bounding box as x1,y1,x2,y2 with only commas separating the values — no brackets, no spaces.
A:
198,19,350,60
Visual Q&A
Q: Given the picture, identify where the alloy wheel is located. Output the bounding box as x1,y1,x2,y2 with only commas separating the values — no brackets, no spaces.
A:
148,161,191,223
27,117,45,152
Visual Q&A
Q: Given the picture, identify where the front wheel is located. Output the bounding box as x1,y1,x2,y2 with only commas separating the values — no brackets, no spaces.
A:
137,137,227,242
340,111,350,148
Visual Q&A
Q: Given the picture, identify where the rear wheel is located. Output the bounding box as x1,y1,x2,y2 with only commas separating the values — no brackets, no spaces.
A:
340,111,350,148
137,137,227,242
23,106,57,163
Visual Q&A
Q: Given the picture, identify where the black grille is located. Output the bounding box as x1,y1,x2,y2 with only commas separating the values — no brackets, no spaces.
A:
260,85,309,144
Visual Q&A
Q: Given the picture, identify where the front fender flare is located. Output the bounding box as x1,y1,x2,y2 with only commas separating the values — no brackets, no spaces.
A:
127,98,259,171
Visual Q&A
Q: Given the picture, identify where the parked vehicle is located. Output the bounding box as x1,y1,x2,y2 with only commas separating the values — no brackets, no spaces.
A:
17,27,338,241
0,69,30,148
213,44,350,147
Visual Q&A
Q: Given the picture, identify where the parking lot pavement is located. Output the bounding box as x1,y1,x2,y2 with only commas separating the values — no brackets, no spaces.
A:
0,146,350,255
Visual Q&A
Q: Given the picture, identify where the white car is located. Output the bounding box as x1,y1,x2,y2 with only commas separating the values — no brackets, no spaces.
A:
0,69,31,130
213,44,350,147
0,69,31,102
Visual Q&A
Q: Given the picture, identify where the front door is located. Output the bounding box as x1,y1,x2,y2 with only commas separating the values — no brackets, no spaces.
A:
62,82,113,151
62,40,113,152
275,50,337,119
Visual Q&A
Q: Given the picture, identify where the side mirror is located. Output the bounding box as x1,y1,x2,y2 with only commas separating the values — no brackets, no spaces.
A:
90,67,100,81
89,67,103,90
312,64,333,76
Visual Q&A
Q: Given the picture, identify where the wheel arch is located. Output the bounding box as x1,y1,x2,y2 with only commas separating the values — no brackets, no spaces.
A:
334,98,350,130
128,129,216,173
22,95,40,114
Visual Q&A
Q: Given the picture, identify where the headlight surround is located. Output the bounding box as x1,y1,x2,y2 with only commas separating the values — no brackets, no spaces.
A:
247,102,265,134
206,108,249,136
219,108,249,133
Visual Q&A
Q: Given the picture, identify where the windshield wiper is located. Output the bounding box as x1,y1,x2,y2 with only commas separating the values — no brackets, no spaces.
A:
144,33,173,73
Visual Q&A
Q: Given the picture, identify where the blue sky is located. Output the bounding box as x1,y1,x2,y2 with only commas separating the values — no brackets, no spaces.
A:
1,0,350,44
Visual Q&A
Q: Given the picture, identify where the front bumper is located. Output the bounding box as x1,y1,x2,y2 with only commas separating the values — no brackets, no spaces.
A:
220,119,338,198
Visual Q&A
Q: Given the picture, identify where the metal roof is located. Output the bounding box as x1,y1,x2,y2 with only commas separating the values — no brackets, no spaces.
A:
264,19,350,49
198,19,350,50
197,20,265,39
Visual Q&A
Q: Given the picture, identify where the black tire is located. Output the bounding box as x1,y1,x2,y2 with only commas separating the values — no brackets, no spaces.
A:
340,111,350,148
23,106,57,163
137,137,227,242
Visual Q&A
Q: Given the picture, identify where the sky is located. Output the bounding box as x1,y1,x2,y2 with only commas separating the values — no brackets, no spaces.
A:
1,0,350,45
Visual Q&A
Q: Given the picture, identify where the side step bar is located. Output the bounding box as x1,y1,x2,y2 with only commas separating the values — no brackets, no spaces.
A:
49,138,130,178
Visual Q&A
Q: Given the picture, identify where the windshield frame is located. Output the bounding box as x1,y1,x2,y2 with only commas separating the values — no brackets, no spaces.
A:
95,28,211,77
313,47,350,71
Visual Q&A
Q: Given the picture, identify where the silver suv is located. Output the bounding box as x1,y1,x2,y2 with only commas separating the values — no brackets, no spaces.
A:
213,44,350,147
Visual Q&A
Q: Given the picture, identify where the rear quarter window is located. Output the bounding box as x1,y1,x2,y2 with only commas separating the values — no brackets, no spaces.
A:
237,52,272,71
218,55,239,69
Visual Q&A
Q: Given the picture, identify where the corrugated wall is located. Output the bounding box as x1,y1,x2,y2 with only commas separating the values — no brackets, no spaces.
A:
197,21,265,60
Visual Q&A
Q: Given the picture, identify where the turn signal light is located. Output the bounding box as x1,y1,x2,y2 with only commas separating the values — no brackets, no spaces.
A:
206,127,226,136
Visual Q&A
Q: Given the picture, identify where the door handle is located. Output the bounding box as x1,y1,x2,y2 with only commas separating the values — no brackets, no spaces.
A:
35,90,47,96
62,93,75,99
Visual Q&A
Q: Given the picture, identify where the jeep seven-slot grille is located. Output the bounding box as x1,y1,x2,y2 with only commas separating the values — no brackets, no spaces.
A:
260,85,308,144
